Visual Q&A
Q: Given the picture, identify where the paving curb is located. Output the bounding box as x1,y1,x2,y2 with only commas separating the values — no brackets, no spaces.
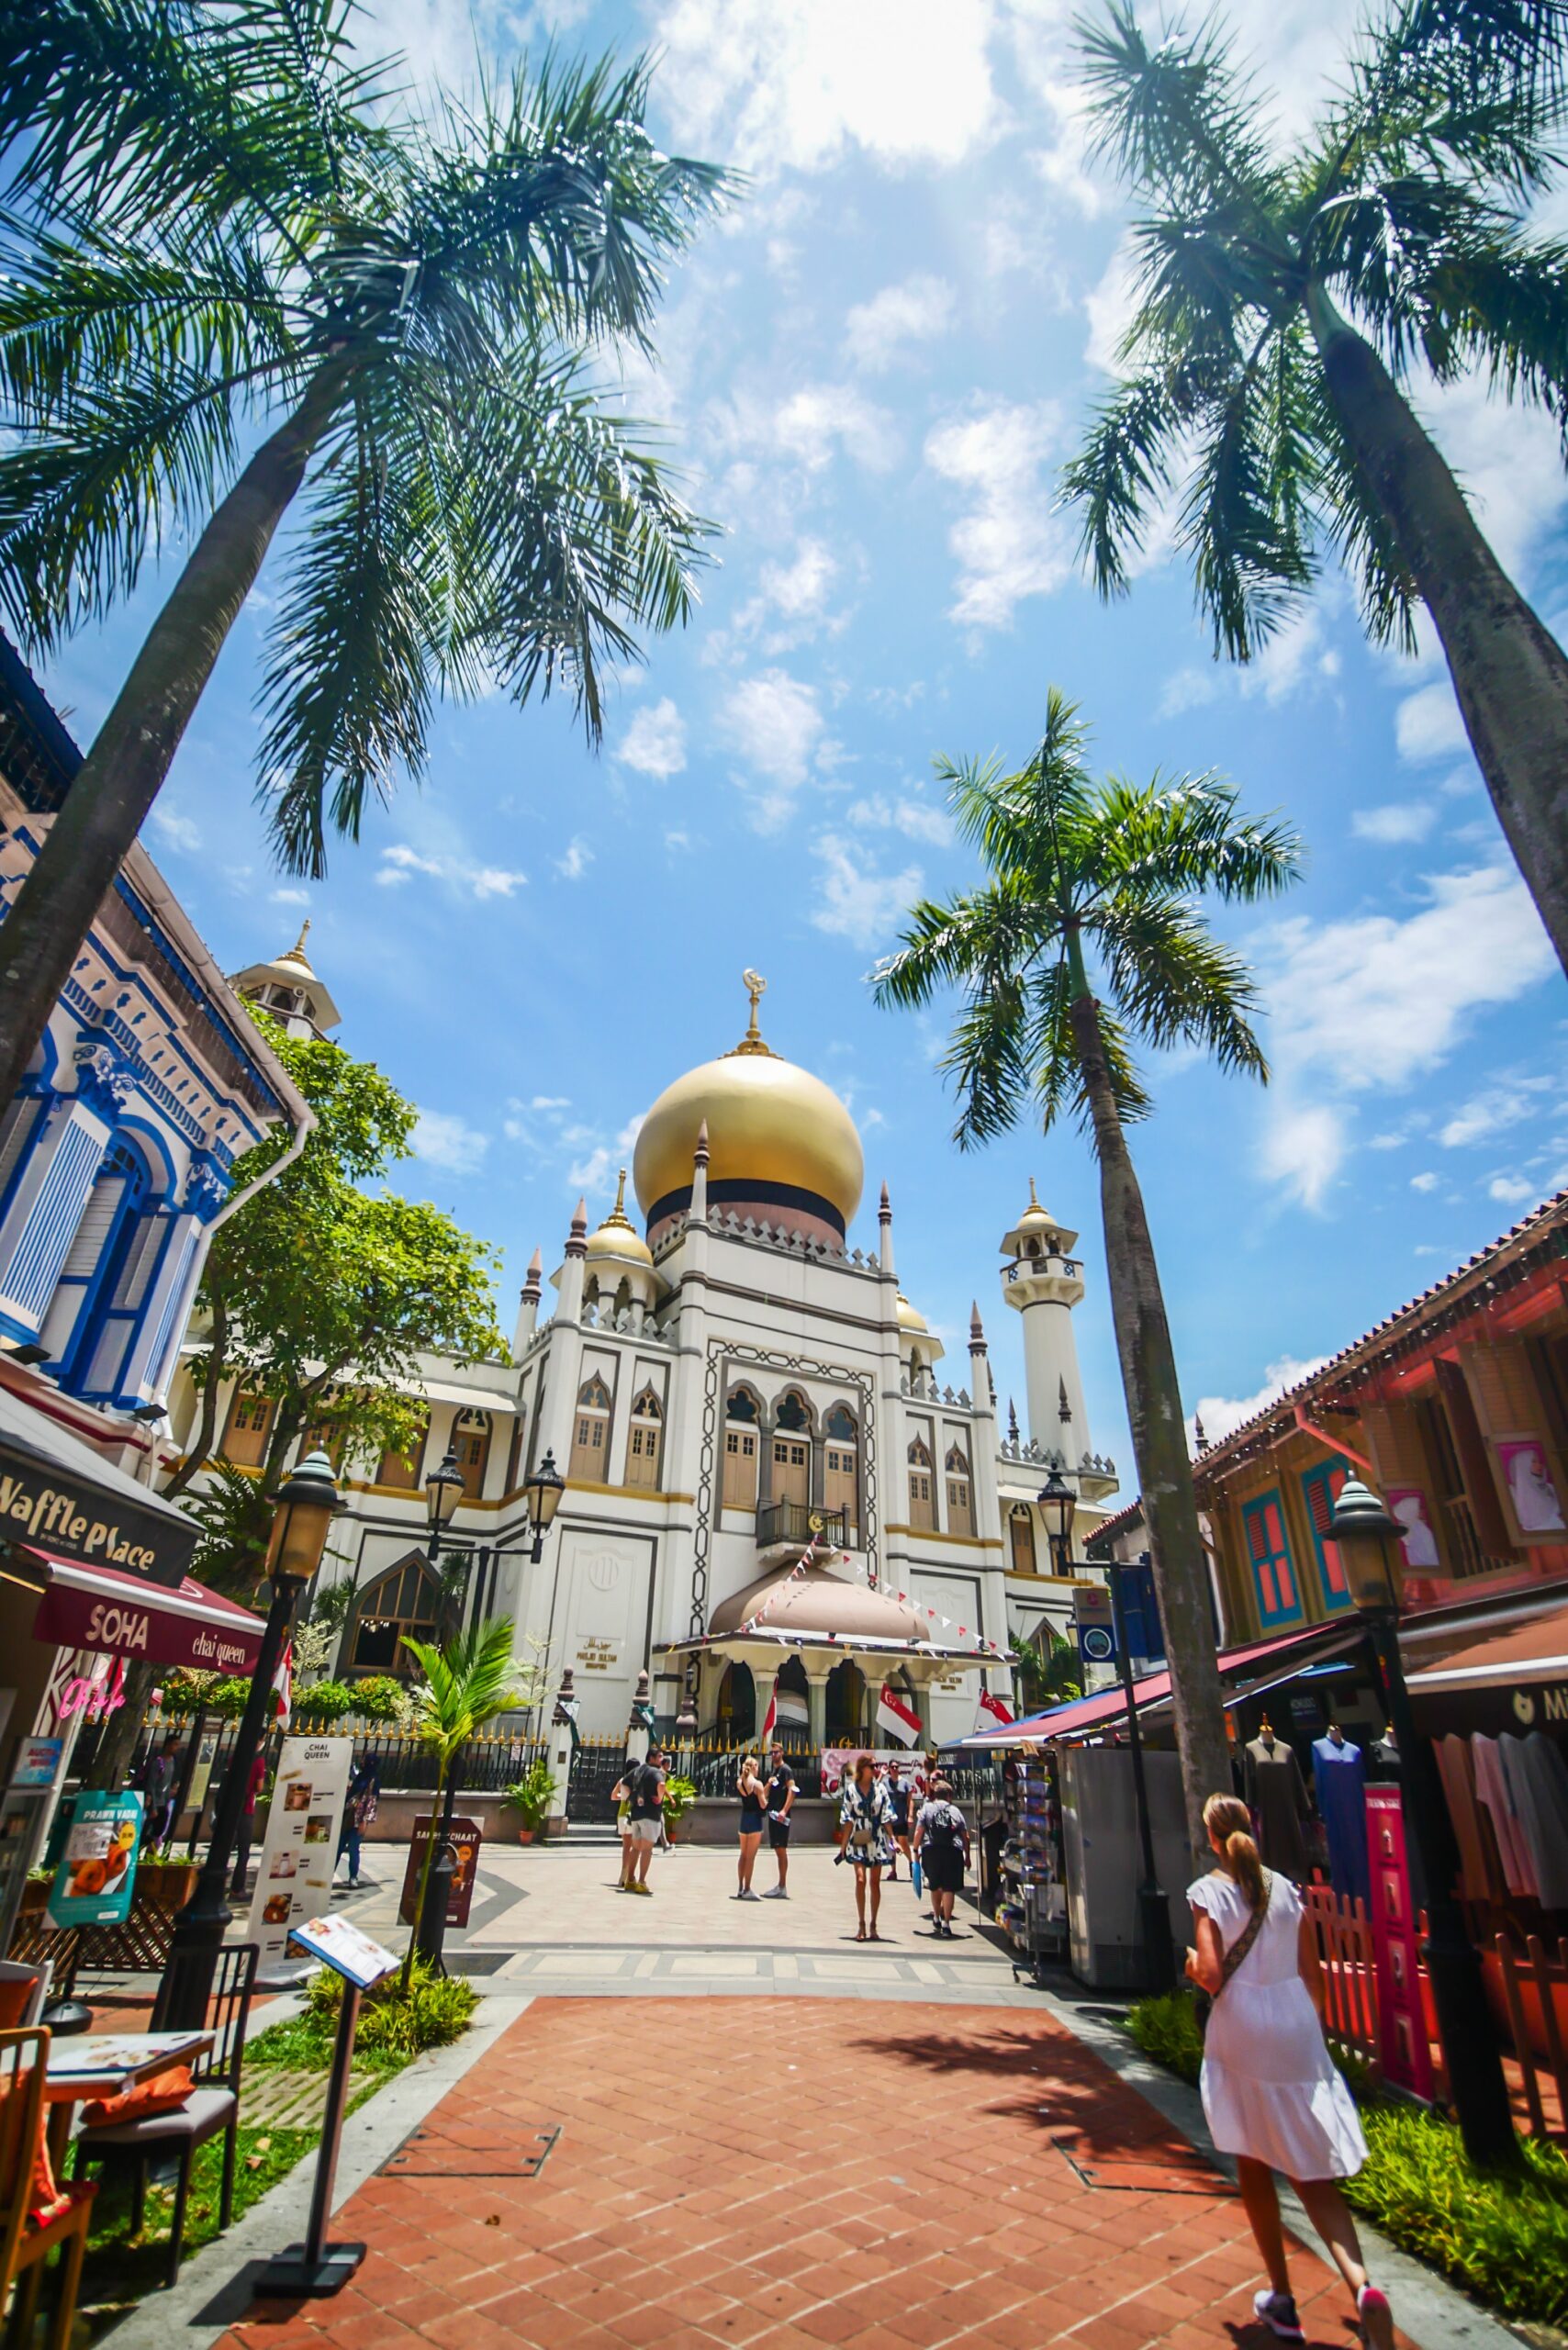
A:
97,1988,532,2350
1036,1988,1518,2350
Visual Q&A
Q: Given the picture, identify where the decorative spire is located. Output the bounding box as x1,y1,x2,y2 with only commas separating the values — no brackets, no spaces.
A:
879,1181,891,1222
566,1196,588,1259
1194,1413,1209,1455
1008,1398,1019,1444
597,1169,637,1237
521,1246,543,1300
1058,1374,1072,1424
282,918,312,966
694,1118,710,1166
727,968,776,1059
1028,1174,1040,1209
969,1301,986,1348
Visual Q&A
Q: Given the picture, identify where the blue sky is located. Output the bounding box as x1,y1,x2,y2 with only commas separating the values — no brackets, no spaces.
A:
38,0,1568,1485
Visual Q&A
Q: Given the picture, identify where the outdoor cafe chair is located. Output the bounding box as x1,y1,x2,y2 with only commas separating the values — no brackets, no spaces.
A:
73,1942,259,2290
0,2028,95,2350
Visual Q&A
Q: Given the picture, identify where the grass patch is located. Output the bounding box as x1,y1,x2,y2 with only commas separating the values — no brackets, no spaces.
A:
1124,1987,1568,2328
1345,2106,1568,2329
303,1953,478,2058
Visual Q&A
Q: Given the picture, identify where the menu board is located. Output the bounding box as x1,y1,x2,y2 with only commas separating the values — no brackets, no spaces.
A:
47,1791,142,1928
398,1815,482,1928
290,1912,398,1989
246,1736,353,1970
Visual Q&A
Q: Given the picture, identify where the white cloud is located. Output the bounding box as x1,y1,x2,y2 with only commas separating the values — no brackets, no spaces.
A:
1192,1354,1331,1449
757,539,837,621
653,0,1001,174
1159,667,1220,719
150,804,200,856
1409,1170,1439,1192
847,792,953,846
1396,680,1468,765
719,668,828,830
566,1113,646,1197
1351,803,1439,845
1439,1076,1557,1149
1256,864,1556,1210
1240,606,1340,704
375,842,525,898
1488,1174,1535,1204
772,383,894,473
809,834,923,949
412,1110,489,1176
270,887,311,906
924,398,1071,630
844,274,955,372
615,697,687,779
554,837,593,882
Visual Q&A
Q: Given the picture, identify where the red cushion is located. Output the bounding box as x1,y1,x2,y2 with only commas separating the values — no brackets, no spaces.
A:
80,2064,194,2129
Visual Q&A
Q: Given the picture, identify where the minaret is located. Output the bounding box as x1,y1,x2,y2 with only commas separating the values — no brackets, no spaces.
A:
228,920,342,1041
878,1181,895,1278
553,1197,588,1326
512,1247,543,1354
998,1178,1090,1467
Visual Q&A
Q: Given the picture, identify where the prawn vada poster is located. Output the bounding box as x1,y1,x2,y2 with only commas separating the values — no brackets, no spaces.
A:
247,1737,353,1971
48,1792,142,1927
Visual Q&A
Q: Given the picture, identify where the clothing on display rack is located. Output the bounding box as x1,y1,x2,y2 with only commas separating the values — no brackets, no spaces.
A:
1472,1733,1539,1898
1365,1729,1402,1783
1311,1730,1370,1908
1433,1735,1507,1905
1244,1727,1314,1882
1498,1731,1568,1910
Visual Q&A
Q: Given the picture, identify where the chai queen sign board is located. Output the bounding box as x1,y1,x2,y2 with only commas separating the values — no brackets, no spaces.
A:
247,1737,353,1974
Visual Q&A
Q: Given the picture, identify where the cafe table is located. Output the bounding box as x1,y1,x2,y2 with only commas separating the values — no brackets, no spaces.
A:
42,2031,214,2170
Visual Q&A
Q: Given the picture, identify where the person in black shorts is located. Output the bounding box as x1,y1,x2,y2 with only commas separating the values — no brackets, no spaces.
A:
884,1760,912,1881
623,1749,665,1896
734,1753,765,1899
913,1776,971,1935
762,1741,796,1898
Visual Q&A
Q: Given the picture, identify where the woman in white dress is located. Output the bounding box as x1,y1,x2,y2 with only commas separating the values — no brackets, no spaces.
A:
1186,1794,1394,2348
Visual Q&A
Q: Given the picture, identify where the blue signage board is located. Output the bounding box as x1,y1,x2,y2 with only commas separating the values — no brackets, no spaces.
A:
1117,1558,1166,1665
1078,1621,1116,1673
47,1792,142,1928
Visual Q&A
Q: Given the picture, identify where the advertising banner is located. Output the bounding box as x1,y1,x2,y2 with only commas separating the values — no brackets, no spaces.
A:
247,1736,353,1973
47,1791,142,1928
819,1749,928,1797
398,1816,482,1928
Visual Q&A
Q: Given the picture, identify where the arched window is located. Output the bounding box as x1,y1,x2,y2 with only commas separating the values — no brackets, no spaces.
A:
376,1412,429,1490
946,1445,974,1538
44,1136,166,1401
771,1389,812,1505
223,1390,274,1469
908,1437,935,1531
349,1554,442,1677
1009,1504,1036,1576
825,1659,868,1742
722,1384,760,1508
568,1375,611,1482
626,1385,664,1490
453,1406,491,1497
823,1403,858,1539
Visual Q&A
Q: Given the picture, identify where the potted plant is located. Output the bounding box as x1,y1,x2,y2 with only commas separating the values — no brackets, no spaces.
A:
501,1758,558,1843
660,1774,696,1842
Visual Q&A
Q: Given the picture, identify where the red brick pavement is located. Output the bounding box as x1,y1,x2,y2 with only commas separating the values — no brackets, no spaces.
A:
221,1999,1399,2350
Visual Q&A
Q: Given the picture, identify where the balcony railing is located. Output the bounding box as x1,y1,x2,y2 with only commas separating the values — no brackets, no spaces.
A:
755,1499,852,1552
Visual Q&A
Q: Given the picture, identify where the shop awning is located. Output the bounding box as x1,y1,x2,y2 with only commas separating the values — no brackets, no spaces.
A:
0,1380,196,1583
947,1620,1364,1749
28,1554,264,1673
1407,1601,1568,1689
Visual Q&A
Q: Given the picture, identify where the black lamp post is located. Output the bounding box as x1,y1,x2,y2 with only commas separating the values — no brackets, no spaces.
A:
1037,1468,1075,1579
416,1449,566,1971
1330,1473,1516,2167
156,1449,343,2031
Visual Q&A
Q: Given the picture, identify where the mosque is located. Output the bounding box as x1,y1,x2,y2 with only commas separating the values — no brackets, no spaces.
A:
170,945,1119,1748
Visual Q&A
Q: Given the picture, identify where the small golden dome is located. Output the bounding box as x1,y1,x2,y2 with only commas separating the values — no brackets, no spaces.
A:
896,1292,928,1334
585,1170,654,1266
1016,1174,1054,1233
632,974,864,1233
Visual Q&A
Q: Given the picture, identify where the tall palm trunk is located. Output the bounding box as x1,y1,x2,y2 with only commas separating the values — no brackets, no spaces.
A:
0,359,353,1111
1306,283,1568,979
162,1295,230,1504
1066,927,1231,1863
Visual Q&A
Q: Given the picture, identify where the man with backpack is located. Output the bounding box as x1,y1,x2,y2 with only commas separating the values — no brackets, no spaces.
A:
913,1777,971,1937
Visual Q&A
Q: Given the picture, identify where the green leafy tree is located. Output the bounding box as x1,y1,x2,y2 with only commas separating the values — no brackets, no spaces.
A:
1011,1632,1083,1713
401,1616,543,1987
1062,0,1568,976
873,691,1300,1857
0,1,733,1107
164,1009,504,1502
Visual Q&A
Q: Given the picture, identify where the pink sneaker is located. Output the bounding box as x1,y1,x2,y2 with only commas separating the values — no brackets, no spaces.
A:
1357,2283,1394,2349
1253,2290,1305,2342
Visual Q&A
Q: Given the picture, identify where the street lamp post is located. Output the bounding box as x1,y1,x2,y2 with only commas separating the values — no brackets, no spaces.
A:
156,1449,343,2031
1038,1470,1173,1993
415,1449,566,1969
1330,1474,1516,2167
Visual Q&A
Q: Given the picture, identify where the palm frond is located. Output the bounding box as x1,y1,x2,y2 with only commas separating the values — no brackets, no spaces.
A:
1092,772,1304,903
1180,365,1316,659
403,1613,533,1760
1093,892,1271,1077
1418,235,1568,430
1058,367,1184,596
1074,0,1283,219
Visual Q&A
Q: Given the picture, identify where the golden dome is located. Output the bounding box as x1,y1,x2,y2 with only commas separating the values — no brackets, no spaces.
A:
895,1292,928,1334
632,974,864,1235
585,1170,654,1266
1016,1175,1054,1233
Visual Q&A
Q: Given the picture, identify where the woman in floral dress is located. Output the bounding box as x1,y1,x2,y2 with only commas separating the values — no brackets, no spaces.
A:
836,1754,896,1941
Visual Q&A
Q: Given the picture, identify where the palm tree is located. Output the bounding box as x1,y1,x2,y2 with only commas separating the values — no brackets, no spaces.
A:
399,1614,541,1989
0,2,732,1109
872,690,1300,1858
1061,0,1568,976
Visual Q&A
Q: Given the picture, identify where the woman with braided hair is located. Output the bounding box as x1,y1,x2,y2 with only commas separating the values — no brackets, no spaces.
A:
1186,1793,1393,2349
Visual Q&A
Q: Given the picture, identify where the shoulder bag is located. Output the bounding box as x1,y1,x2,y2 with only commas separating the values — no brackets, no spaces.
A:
1194,1869,1272,2041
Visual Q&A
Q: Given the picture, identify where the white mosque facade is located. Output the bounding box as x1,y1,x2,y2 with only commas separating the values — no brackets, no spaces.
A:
168,952,1118,1747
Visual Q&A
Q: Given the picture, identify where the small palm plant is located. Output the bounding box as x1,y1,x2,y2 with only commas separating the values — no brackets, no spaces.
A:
400,1615,542,1988
1062,0,1568,975
873,690,1300,1855
0,3,732,1106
